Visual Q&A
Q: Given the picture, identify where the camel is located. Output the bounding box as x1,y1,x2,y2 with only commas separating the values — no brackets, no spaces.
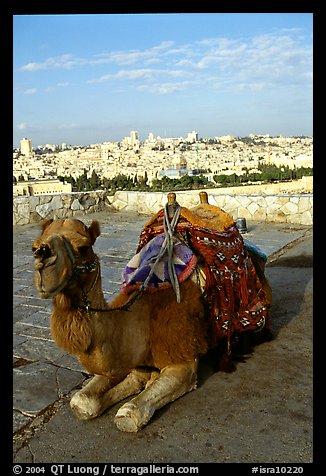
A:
32,192,272,432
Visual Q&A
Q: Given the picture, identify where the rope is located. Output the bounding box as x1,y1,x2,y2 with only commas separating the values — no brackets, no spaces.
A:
163,203,181,302
123,202,181,305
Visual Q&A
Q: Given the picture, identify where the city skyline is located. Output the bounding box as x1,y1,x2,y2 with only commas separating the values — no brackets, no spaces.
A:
13,13,313,148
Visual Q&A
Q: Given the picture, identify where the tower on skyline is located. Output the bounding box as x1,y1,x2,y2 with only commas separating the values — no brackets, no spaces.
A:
20,138,32,157
186,131,198,143
130,131,139,148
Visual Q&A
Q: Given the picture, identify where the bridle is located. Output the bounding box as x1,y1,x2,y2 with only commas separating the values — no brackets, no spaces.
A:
61,236,139,315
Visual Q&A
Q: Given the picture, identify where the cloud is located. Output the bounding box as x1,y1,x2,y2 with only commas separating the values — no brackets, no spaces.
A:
93,41,175,66
181,32,312,93
20,41,176,73
18,31,312,98
87,68,190,84
46,82,71,93
21,54,86,72
17,122,28,130
137,80,198,95
24,88,37,95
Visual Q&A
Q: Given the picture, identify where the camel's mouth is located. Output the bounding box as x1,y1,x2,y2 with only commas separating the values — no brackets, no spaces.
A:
34,268,69,299
36,280,68,299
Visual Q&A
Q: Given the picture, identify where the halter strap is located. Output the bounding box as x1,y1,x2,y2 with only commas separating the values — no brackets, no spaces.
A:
62,237,98,274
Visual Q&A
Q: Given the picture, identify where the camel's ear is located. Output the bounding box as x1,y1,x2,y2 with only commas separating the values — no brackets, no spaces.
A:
88,220,101,245
41,219,53,233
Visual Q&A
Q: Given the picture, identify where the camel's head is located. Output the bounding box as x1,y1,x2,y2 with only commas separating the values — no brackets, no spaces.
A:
32,218,101,299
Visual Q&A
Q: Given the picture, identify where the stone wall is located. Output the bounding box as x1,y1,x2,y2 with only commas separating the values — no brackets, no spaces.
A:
13,189,313,226
110,190,313,226
13,191,110,225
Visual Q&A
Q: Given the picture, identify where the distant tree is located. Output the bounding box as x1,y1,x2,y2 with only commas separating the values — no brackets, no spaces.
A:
213,174,229,184
76,169,89,191
58,175,77,188
90,170,101,190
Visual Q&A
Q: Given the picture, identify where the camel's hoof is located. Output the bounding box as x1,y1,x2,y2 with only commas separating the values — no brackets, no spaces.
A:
114,402,144,432
70,392,101,420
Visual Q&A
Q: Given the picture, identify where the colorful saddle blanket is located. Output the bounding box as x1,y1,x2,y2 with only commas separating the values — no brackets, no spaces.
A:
121,205,271,348
121,233,197,294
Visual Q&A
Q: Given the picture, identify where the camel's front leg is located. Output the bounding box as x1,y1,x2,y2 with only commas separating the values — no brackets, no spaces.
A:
70,368,156,420
114,360,198,432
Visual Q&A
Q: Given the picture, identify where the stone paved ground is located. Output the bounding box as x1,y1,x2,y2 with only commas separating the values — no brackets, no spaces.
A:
13,210,313,464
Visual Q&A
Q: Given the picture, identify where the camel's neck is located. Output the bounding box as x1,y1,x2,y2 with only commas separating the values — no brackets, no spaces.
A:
50,264,108,354
54,261,107,308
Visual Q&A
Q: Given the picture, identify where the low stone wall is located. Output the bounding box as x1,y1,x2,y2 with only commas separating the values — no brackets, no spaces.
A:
13,189,313,226
110,190,313,226
13,191,110,225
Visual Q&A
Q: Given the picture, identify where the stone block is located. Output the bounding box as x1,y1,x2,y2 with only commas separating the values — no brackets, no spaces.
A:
112,198,129,211
247,202,259,215
115,191,129,203
280,201,298,215
17,202,30,218
209,195,226,208
15,214,29,226
298,196,311,213
29,211,42,223
266,202,282,215
14,323,52,340
51,195,63,210
289,196,300,204
13,361,85,416
38,195,52,205
79,194,96,209
29,196,40,209
15,197,29,205
223,195,241,214
145,192,163,208
300,210,313,226
13,410,33,434
54,208,71,219
265,195,278,205
13,337,66,363
252,209,267,221
71,199,84,211
35,202,53,219
236,195,252,208
237,208,252,219
61,194,74,208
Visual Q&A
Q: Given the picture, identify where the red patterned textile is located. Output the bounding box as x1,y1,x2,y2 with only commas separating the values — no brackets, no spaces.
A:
186,225,270,347
136,209,270,348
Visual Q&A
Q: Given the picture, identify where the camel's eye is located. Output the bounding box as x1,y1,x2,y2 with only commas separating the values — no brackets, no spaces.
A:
78,245,89,256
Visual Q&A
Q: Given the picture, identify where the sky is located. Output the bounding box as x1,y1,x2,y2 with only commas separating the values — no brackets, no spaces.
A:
13,13,313,148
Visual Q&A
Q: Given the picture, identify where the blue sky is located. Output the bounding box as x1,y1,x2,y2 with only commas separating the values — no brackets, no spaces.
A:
13,13,313,147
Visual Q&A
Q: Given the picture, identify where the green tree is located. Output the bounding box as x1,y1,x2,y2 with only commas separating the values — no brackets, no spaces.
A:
90,170,101,190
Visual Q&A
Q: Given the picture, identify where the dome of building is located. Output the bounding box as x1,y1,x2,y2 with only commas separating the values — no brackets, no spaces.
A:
172,155,187,169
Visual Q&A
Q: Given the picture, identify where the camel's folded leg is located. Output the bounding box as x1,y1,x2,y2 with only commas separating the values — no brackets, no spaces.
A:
70,368,156,420
114,360,198,432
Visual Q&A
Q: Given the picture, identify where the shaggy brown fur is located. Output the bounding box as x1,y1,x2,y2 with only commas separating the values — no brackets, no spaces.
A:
32,210,271,432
